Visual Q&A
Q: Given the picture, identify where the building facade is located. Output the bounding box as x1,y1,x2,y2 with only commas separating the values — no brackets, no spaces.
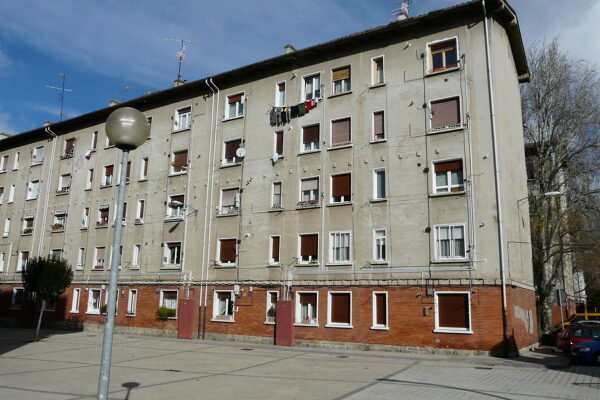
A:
0,0,537,354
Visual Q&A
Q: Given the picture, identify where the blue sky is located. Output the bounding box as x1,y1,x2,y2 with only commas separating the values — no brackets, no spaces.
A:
0,0,598,134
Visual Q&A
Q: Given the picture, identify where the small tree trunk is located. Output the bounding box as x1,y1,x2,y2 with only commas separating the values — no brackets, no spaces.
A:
35,300,45,341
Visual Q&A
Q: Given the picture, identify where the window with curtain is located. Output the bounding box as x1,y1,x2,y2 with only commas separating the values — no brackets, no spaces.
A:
299,234,318,262
227,94,244,118
167,194,185,219
331,118,351,147
374,229,386,262
328,292,351,326
298,292,317,324
270,236,280,264
103,165,114,186
429,39,458,72
372,57,384,84
374,169,386,199
332,66,351,94
175,106,191,130
63,138,75,157
272,182,282,209
276,82,286,107
435,225,465,259
430,97,461,131
219,239,237,265
330,232,351,263
220,188,239,214
304,74,320,100
165,242,182,265
214,291,234,320
436,292,470,331
434,160,464,193
94,247,105,269
300,178,319,205
331,174,351,203
223,139,242,165
373,111,385,140
161,290,178,311
302,125,320,152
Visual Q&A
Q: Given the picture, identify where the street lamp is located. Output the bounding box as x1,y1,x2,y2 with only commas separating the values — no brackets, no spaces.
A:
97,107,149,400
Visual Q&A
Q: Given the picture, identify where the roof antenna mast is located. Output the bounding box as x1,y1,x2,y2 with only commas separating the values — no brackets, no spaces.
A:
394,0,411,21
164,38,195,86
45,73,72,121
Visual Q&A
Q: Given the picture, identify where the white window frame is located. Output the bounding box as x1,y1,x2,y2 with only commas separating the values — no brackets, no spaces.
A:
302,73,321,101
8,184,15,203
326,291,353,328
332,66,351,95
275,81,286,107
166,194,186,219
297,233,319,264
11,287,25,308
91,131,98,151
216,238,237,266
269,235,280,265
116,161,131,185
330,173,351,204
159,289,178,317
372,110,385,141
272,182,282,209
102,165,114,186
132,244,141,269
94,247,106,269
434,291,473,334
371,55,385,85
32,146,44,165
294,290,319,326
12,151,20,170
0,155,8,172
222,138,243,165
170,150,188,175
140,157,149,180
76,248,85,270
82,207,90,229
299,176,319,205
22,217,34,235
428,94,462,133
433,224,467,261
274,130,284,157
163,242,182,267
26,180,39,200
174,105,192,131
329,231,352,264
225,92,245,119
371,291,389,330
265,290,279,324
0,186,4,204
3,218,10,237
135,199,145,223
58,174,71,194
50,248,63,261
301,124,320,152
373,229,387,263
71,288,81,313
432,158,465,194
373,168,386,200
426,36,460,74
87,288,102,314
219,187,240,215
330,117,352,147
0,252,5,272
97,205,110,227
86,169,94,190
127,289,137,316
212,290,235,322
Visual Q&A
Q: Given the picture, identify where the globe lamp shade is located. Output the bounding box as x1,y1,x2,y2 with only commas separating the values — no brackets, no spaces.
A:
105,107,150,150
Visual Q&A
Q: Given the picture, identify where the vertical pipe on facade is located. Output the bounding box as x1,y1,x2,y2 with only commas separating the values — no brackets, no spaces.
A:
180,103,195,285
38,127,58,257
236,91,249,282
482,0,510,354
420,54,433,279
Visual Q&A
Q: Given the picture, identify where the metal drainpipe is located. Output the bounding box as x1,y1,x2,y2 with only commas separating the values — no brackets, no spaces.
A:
482,0,510,355
180,103,195,292
38,127,58,257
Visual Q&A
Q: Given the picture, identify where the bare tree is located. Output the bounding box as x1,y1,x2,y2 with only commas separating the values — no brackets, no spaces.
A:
521,39,600,333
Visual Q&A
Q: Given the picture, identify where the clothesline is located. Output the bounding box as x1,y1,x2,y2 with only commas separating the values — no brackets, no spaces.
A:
269,98,318,127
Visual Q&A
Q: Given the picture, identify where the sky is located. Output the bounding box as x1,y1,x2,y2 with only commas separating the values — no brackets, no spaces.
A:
0,0,598,135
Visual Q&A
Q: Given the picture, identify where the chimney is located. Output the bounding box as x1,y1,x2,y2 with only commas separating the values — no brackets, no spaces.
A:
394,0,410,21
43,121,53,127
173,78,187,87
284,44,296,54
109,99,121,107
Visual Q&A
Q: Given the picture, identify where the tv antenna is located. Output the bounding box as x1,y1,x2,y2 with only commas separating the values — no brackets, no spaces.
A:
164,38,194,84
45,73,72,121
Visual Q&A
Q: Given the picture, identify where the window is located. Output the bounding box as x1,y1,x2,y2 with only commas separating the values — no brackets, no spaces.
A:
0,155,8,172
167,194,185,219
303,73,321,100
213,291,234,321
0,252,5,272
140,157,149,180
266,291,279,323
220,188,239,215
299,177,319,207
13,152,20,169
113,201,127,225
223,139,242,165
373,229,387,263
331,174,351,203
136,200,145,223
86,169,94,189
52,211,66,231
102,165,114,186
226,93,244,119
94,247,106,269
269,236,280,264
57,174,71,194
17,251,29,271
106,135,113,148
82,207,90,228
329,232,351,263
71,288,81,313
174,106,191,130
370,169,386,202
22,217,34,235
332,66,351,94
299,234,318,263
272,182,282,209
26,180,39,200
97,206,109,227
275,82,286,107
91,131,98,151
302,125,319,152
428,38,458,73
217,239,237,266
63,138,75,158
435,292,472,333
8,184,15,203
3,218,10,237
295,292,318,325
434,160,464,193
372,292,388,329
372,56,384,85
87,289,101,314
77,248,85,270
163,242,182,266
327,292,352,327
132,244,141,269
331,118,351,147
51,249,63,260
170,150,188,175
274,131,283,156
430,97,461,132
11,288,25,308
32,146,44,165
373,111,385,141
117,161,131,184
160,290,178,316
435,224,466,260
0,186,3,203
127,289,137,315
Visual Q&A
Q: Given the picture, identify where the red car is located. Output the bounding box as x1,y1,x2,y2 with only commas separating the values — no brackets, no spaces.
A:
556,323,600,353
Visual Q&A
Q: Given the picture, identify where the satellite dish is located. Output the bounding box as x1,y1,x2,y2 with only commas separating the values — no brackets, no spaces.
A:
236,147,246,158
272,154,279,163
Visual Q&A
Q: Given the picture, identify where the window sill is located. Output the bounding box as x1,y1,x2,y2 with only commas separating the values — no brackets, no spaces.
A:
214,263,237,269
426,65,460,77
268,207,284,213
328,91,352,99
429,191,465,198
161,264,182,270
427,125,464,135
295,263,319,268
86,311,100,315
70,310,80,314
327,144,353,151
430,259,469,264
84,187,93,192
95,225,109,229
126,313,136,317
296,203,320,210
164,217,184,222
266,263,280,268
25,198,37,201
370,326,389,331
81,227,89,230
434,328,473,335
21,233,33,236
369,83,386,89
294,323,319,327
138,178,148,182
264,321,275,325
369,139,387,144
56,192,70,196
134,220,144,225
370,198,387,203
327,202,352,207
31,162,43,167
171,128,191,134
297,150,321,156
326,262,353,267
217,212,240,218
325,324,353,329
92,267,105,271
168,172,187,177
211,318,235,323
51,229,65,233
220,162,242,169
99,185,112,189
370,261,389,266
222,115,244,122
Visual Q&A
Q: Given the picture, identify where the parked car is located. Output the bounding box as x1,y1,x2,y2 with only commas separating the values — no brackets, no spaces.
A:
556,323,600,353
561,313,600,328
570,340,600,364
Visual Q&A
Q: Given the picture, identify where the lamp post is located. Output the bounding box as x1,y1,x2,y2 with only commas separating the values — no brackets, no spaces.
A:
97,107,149,400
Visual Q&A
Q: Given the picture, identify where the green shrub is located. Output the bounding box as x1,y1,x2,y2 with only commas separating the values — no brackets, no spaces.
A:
100,304,107,314
156,307,176,319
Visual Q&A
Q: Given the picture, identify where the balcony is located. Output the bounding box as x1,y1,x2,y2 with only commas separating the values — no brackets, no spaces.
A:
51,223,64,232
21,228,33,235
60,151,74,159
296,200,319,209
219,206,239,216
56,187,70,195
96,219,109,228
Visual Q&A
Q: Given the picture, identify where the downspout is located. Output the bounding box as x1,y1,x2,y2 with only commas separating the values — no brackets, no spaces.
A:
482,0,510,355
38,127,58,257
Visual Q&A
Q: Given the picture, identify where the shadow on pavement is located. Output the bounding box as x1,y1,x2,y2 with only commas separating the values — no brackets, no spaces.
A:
0,327,76,356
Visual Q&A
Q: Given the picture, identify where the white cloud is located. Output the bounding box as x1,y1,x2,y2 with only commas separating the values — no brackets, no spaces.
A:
0,112,15,134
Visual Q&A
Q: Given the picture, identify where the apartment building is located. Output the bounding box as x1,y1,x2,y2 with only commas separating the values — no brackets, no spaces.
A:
0,0,537,354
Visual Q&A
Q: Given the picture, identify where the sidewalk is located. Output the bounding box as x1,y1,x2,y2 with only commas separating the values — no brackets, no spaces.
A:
1,328,598,399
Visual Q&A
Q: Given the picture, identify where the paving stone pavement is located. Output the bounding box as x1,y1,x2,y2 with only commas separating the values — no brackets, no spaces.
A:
1,328,599,399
